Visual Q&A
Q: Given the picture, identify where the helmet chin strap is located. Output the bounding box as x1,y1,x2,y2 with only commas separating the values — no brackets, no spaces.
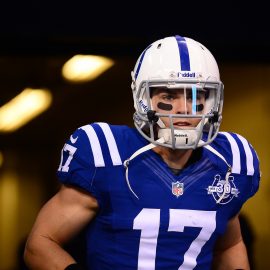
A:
158,128,200,148
156,117,201,149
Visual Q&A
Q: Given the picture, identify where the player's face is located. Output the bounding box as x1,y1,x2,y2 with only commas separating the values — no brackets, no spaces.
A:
151,87,206,128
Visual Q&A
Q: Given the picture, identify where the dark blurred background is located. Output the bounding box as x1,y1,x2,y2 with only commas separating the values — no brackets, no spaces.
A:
0,1,269,269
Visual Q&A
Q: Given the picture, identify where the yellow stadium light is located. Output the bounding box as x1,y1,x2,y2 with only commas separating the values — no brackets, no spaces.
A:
62,54,114,82
0,88,52,133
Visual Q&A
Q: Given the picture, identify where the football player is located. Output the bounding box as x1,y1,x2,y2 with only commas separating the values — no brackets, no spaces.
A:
24,35,260,270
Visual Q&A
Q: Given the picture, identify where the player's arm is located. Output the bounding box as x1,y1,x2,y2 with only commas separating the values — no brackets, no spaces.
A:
24,184,98,270
212,214,250,270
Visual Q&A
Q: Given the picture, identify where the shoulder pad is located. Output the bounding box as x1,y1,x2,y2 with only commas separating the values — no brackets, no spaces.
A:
78,122,123,167
211,132,260,176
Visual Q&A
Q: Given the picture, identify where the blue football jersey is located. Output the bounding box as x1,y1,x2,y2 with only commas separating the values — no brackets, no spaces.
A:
57,122,260,270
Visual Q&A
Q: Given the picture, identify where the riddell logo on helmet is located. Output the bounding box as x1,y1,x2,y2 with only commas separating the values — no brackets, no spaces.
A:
139,100,149,112
178,72,196,78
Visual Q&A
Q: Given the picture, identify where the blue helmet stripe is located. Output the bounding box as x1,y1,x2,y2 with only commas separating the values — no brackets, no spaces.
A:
134,44,152,79
175,35,191,71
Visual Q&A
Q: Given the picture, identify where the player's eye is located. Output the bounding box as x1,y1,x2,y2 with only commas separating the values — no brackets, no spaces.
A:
161,94,174,101
186,90,205,102
186,92,192,100
197,92,206,102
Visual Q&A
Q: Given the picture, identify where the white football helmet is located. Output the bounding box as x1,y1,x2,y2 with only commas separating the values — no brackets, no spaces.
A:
131,35,224,149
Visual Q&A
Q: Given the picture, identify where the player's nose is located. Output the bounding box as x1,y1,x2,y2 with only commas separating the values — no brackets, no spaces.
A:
174,96,187,114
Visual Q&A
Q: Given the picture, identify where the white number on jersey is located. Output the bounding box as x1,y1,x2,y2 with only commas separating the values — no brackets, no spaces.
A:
133,208,216,270
58,143,77,172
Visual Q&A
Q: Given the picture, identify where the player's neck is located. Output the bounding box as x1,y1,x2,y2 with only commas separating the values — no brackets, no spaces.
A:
153,147,193,170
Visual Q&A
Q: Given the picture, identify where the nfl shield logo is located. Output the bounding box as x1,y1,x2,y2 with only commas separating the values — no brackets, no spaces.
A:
172,181,184,197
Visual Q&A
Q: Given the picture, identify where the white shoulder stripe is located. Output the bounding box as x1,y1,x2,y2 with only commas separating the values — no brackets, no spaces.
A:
203,143,230,167
80,125,105,167
236,134,254,175
97,122,122,165
220,132,241,174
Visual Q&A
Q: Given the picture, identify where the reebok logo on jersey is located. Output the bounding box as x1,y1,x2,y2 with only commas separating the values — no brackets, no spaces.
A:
207,174,239,204
70,135,78,144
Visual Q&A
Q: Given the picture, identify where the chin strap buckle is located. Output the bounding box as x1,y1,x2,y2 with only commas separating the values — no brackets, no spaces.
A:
209,111,219,123
147,110,159,123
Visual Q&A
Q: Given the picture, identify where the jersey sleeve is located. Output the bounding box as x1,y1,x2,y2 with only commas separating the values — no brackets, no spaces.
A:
56,122,126,201
246,139,261,198
218,132,261,199
56,125,99,196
